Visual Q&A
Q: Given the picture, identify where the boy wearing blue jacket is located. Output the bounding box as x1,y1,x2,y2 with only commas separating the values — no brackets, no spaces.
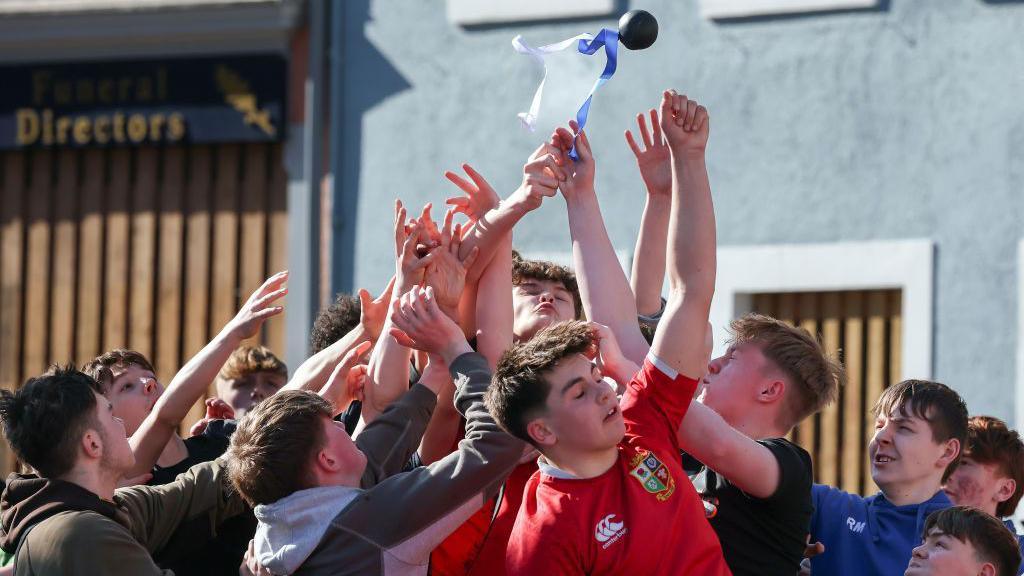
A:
809,379,968,575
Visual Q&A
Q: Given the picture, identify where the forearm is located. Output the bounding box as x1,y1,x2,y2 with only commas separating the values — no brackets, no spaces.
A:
128,329,241,474
362,321,413,422
284,324,371,393
668,153,715,299
459,195,531,285
418,360,460,464
565,192,649,365
630,195,671,317
475,233,513,370
675,402,779,498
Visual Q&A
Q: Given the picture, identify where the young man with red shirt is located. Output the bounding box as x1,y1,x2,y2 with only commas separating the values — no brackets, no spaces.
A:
485,90,730,575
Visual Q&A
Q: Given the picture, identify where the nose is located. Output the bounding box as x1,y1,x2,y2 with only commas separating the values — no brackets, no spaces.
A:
875,421,894,444
251,388,266,402
143,380,156,395
911,543,927,559
707,356,724,375
539,292,554,304
596,382,613,405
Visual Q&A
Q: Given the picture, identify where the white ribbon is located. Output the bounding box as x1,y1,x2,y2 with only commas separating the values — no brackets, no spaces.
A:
512,33,594,131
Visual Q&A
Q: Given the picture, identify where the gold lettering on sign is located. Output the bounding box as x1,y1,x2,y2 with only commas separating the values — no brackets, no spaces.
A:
94,116,111,144
127,114,147,143
167,113,186,141
73,117,91,145
16,109,39,145
41,109,53,145
56,117,72,145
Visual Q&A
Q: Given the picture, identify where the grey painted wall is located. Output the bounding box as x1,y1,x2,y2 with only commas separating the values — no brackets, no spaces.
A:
334,0,1024,421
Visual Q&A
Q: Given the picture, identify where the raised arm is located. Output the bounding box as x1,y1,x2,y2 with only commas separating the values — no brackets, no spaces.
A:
626,109,672,318
450,145,565,284
555,123,650,365
126,272,287,476
650,91,715,380
360,204,430,427
676,402,781,498
283,277,392,394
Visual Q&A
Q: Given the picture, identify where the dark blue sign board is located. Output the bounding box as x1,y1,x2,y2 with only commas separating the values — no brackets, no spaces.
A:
0,54,286,149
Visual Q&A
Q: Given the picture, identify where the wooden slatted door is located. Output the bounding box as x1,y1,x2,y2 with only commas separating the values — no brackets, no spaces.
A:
0,144,288,475
750,290,902,495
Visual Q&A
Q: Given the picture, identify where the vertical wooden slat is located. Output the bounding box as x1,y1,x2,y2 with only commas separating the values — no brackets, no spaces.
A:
889,290,903,385
238,144,268,348
819,292,842,486
0,152,26,476
863,291,888,493
265,143,288,358
797,292,820,468
129,149,158,360
841,291,865,493
50,151,78,364
103,149,132,351
76,149,105,366
182,146,213,430
209,145,240,338
156,147,185,387
22,151,53,379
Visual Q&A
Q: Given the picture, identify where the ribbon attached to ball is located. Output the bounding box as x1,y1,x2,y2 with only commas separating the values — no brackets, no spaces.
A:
513,28,619,160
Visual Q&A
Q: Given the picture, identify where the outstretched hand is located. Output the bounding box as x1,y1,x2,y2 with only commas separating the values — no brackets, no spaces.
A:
658,90,710,154
358,276,395,341
552,120,596,200
319,340,372,411
625,109,671,197
225,271,288,342
444,163,500,225
586,322,639,388
395,204,434,290
389,286,471,364
507,141,566,212
422,208,480,316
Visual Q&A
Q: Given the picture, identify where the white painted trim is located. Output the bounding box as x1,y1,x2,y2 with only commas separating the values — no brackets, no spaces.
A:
1016,239,1024,432
700,0,878,19
446,0,614,26
710,239,934,380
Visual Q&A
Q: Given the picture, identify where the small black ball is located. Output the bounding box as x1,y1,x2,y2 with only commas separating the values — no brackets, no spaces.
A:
618,10,658,51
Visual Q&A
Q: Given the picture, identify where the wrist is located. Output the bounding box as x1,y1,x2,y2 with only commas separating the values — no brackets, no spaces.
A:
505,188,536,215
671,148,707,163
439,338,473,366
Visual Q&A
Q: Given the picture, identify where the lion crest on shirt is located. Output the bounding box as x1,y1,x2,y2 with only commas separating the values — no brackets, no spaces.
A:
628,449,675,501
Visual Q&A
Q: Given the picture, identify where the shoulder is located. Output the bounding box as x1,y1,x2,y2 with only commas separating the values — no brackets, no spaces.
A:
812,484,866,511
761,439,811,478
27,510,132,550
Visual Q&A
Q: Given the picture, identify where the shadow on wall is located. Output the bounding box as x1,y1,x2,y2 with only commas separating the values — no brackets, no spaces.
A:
331,0,411,294
711,0,892,25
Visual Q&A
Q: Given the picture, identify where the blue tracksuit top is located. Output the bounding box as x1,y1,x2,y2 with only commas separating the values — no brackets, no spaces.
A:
1003,519,1024,575
809,485,951,576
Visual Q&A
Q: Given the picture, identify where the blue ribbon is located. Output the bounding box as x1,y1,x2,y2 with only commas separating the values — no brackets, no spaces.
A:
570,28,618,161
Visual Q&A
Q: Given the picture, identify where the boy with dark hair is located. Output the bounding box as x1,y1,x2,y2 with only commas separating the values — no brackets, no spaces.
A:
809,378,969,575
511,251,583,340
226,286,524,575
0,367,245,575
490,90,730,575
907,506,1021,576
944,415,1024,571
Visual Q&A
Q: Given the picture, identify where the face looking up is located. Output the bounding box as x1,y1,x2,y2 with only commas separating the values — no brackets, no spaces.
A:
512,278,576,342
106,364,164,437
527,353,625,455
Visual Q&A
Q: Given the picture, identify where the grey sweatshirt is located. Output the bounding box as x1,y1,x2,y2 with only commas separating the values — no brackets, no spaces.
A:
252,352,524,576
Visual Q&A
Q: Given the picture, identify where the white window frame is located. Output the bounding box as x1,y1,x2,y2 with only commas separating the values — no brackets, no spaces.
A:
710,239,934,380
700,0,878,19
446,0,614,26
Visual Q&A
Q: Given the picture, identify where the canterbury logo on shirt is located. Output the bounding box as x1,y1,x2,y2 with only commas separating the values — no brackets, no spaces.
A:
594,513,627,549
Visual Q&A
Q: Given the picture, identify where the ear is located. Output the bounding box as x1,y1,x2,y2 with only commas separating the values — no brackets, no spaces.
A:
938,438,961,470
995,477,1017,505
526,418,557,448
757,378,786,405
979,561,996,576
315,449,342,474
81,428,103,460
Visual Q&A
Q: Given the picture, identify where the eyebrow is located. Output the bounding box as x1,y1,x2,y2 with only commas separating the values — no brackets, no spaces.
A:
561,377,586,395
